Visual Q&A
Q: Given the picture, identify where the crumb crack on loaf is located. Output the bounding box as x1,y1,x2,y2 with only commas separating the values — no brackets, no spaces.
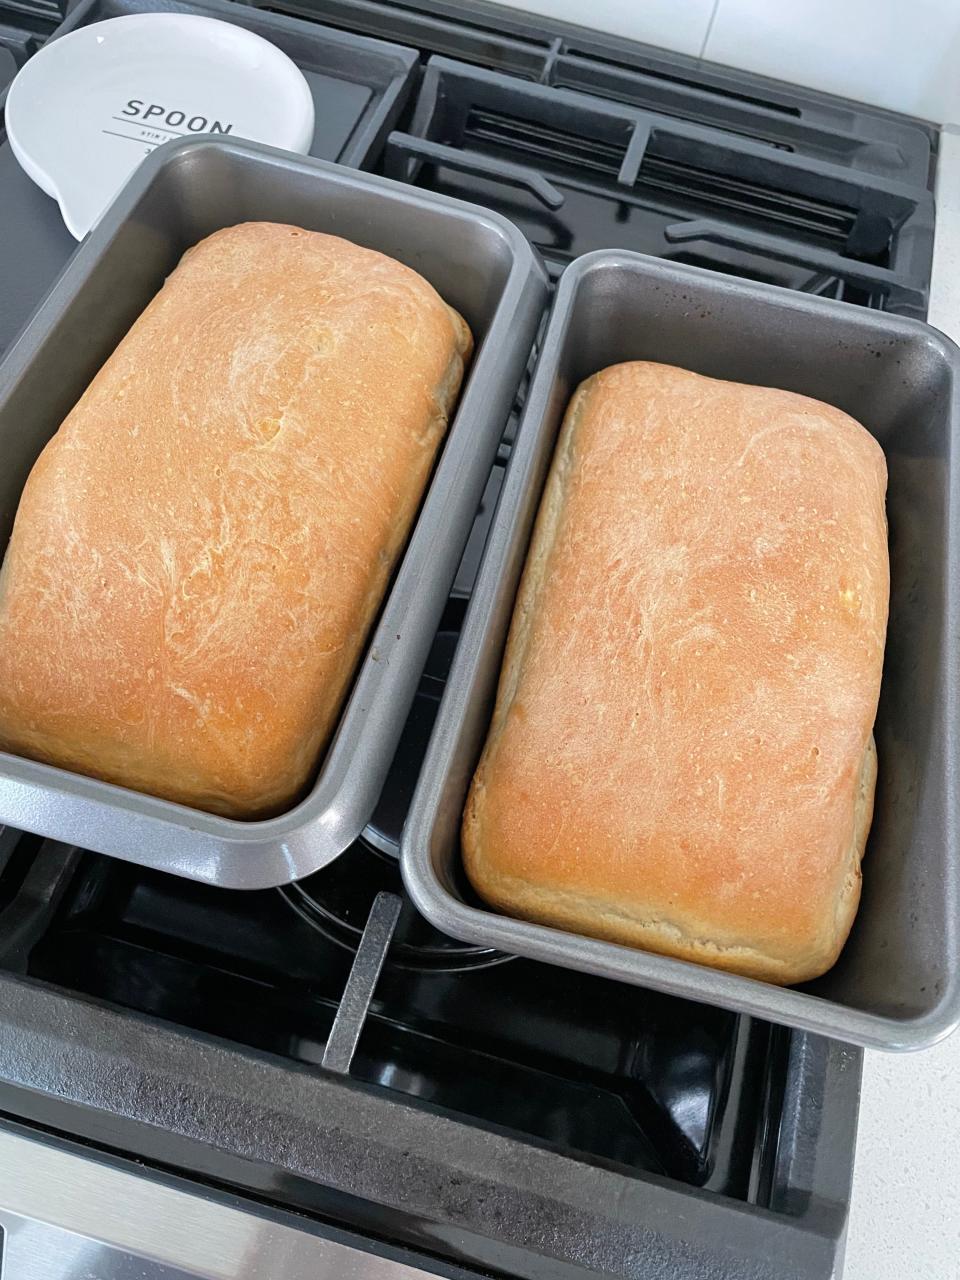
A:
0,222,473,818
463,361,888,985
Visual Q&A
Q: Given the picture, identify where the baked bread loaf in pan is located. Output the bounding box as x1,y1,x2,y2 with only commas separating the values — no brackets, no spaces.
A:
0,222,472,818
463,361,888,984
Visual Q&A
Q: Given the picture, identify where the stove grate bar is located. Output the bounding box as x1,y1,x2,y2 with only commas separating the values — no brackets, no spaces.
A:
384,131,565,209
321,891,402,1074
0,0,64,26
663,217,925,307
0,825,21,883
257,0,553,79
0,839,81,972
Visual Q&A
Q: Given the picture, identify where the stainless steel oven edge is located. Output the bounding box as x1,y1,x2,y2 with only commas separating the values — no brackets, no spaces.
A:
0,1124,446,1280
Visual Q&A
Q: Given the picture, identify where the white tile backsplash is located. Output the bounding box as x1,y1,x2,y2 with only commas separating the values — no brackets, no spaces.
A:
484,0,716,59
703,0,960,122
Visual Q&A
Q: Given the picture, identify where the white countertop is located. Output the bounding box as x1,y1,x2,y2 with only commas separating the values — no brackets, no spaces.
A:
842,124,960,1280
846,1038,960,1279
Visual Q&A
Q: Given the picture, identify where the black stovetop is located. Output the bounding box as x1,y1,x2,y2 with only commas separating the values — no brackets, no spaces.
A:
0,1,936,1277
11,836,782,1195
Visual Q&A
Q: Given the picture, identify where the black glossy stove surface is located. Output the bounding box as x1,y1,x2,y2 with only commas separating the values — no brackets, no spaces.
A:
13,838,785,1194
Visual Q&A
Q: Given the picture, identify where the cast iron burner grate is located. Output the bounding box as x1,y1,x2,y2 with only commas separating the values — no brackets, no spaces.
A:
381,57,933,309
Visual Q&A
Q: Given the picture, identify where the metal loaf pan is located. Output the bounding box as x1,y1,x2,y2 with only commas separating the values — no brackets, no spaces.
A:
402,249,960,1051
0,136,548,888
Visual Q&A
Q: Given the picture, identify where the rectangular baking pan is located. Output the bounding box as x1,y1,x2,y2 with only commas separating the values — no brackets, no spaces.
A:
0,136,547,888
402,248,960,1051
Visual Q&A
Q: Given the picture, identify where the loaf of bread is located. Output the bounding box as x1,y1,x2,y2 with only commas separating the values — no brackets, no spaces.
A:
0,222,471,818
463,362,888,984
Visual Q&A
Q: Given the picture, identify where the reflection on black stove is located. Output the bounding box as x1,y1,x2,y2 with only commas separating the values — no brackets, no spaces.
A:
280,836,508,970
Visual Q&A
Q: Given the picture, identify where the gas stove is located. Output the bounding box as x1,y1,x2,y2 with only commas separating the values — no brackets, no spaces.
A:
0,1,941,1277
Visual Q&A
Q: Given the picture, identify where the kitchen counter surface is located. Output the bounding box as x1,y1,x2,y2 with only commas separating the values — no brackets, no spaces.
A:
843,123,960,1280
846,1038,960,1280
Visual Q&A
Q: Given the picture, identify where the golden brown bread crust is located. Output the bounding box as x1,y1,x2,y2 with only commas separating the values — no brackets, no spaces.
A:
0,222,472,818
463,362,888,985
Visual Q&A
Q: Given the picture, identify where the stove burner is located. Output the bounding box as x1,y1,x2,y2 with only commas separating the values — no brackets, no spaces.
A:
278,838,511,972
